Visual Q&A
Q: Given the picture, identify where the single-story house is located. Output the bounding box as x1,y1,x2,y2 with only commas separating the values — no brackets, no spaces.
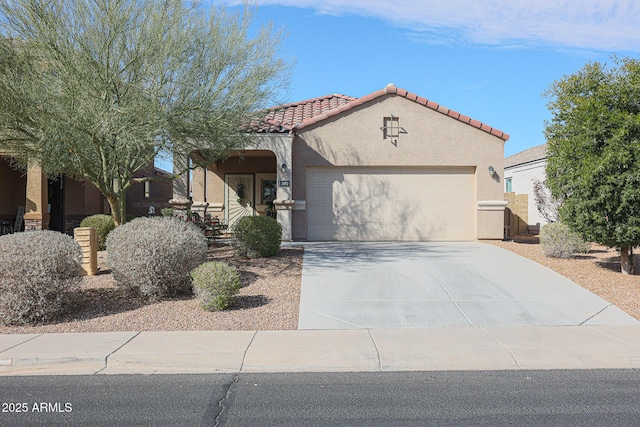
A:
0,154,172,234
178,83,510,241
504,144,548,232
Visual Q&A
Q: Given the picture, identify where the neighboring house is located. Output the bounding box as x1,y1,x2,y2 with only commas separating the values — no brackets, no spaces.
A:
0,153,172,234
125,166,173,218
0,153,106,233
504,143,548,232
180,83,510,241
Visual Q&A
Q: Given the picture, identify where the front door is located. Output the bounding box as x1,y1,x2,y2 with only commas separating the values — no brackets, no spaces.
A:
225,174,255,230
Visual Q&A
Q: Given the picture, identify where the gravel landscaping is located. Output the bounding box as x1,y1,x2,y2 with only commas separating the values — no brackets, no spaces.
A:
1,238,638,334
0,244,303,334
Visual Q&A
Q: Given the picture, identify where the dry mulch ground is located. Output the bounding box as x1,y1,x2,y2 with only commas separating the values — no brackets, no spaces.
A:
485,236,640,320
0,244,303,334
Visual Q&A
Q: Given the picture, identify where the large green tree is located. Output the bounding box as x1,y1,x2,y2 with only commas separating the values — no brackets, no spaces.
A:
0,0,289,225
544,57,640,274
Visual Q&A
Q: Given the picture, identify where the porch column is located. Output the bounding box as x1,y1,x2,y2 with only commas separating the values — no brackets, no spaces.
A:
23,161,49,230
172,154,190,201
250,134,294,240
191,166,208,215
170,154,192,220
272,138,293,241
275,155,293,240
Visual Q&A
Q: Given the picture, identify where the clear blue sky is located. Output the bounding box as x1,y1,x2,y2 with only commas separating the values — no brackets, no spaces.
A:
212,0,640,158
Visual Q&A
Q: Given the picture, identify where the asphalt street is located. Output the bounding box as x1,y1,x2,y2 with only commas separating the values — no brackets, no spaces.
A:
2,370,640,426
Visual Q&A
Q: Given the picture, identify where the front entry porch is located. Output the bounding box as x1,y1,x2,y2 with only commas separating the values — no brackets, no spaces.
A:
177,134,294,239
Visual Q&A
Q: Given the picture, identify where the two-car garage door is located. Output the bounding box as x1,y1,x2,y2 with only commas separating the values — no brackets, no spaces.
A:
306,167,476,241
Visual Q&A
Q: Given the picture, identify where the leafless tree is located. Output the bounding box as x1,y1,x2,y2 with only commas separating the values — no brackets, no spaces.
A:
532,179,561,223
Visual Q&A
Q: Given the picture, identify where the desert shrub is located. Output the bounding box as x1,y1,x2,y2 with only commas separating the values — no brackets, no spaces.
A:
191,261,241,311
161,207,174,218
106,217,207,301
540,222,591,258
233,215,282,258
80,214,115,250
0,230,82,325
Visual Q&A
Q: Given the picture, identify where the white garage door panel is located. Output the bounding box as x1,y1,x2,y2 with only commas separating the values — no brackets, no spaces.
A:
306,167,475,241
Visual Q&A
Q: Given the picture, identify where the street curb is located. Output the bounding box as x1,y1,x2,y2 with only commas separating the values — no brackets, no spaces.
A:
2,326,640,376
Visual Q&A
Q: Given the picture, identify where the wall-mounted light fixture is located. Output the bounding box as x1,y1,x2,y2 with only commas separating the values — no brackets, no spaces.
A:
380,115,407,146
488,166,495,175
280,163,288,174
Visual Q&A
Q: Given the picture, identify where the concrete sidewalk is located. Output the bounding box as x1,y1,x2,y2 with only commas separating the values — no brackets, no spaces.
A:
2,326,640,376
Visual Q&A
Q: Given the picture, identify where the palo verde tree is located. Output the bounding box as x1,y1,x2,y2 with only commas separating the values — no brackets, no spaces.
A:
544,56,640,274
0,0,289,225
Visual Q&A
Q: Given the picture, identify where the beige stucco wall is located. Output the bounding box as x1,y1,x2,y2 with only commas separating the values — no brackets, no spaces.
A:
291,94,506,240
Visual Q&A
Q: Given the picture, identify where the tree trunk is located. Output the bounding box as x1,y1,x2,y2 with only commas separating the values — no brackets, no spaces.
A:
118,193,127,225
106,194,126,227
620,246,635,275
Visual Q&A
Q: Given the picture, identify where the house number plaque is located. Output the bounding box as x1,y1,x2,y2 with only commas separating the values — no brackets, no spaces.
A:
278,180,290,187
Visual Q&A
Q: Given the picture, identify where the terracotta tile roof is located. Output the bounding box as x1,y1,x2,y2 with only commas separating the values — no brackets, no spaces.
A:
505,144,547,168
252,94,357,133
254,84,510,141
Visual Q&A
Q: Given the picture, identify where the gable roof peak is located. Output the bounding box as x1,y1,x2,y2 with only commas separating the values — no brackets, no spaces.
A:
292,84,510,141
253,85,509,141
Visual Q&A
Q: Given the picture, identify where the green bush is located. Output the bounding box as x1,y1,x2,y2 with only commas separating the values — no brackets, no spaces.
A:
80,214,115,250
191,261,241,311
161,207,174,218
232,215,282,257
540,222,591,258
0,230,82,325
106,217,207,301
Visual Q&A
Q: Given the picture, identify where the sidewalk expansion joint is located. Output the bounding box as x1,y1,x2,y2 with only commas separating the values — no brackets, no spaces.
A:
94,331,142,375
367,329,383,371
0,333,44,353
239,331,258,372
480,326,523,369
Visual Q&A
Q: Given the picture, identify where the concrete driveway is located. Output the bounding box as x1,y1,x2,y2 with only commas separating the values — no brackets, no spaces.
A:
298,242,640,329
